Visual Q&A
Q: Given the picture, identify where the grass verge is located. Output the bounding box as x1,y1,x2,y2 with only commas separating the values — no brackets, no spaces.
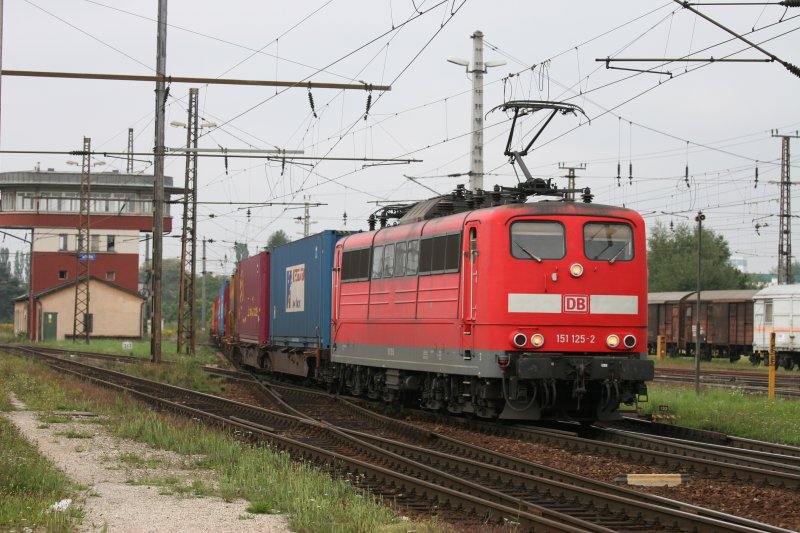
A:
0,379,82,531
640,383,800,444
0,353,445,533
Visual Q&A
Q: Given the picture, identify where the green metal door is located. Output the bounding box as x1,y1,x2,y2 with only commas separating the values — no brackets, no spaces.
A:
43,312,57,341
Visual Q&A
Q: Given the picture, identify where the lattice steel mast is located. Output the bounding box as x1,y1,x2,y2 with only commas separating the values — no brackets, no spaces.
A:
127,128,134,173
775,131,799,284
177,88,198,354
73,137,91,343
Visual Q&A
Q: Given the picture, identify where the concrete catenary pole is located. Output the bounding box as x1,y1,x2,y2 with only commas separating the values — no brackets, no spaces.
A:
151,0,167,363
470,30,485,192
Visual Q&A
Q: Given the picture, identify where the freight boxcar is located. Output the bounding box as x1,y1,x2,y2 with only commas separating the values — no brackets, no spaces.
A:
680,290,757,361
752,284,800,369
647,292,692,356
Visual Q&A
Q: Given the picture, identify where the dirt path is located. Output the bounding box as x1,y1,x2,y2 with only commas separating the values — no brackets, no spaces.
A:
3,394,291,532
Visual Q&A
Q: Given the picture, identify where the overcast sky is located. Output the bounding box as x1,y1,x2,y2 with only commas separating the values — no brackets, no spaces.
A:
1,0,798,275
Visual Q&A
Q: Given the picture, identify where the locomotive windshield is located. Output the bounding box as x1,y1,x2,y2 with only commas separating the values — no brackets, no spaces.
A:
584,222,633,262
510,221,565,261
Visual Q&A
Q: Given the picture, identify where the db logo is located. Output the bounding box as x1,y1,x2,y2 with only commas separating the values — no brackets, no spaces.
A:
564,295,589,313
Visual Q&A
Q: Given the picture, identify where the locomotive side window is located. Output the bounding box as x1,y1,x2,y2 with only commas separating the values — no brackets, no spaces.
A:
383,243,395,278
341,247,371,282
583,223,633,262
406,240,420,275
765,300,773,325
394,241,407,277
510,222,565,261
371,246,384,279
419,233,461,275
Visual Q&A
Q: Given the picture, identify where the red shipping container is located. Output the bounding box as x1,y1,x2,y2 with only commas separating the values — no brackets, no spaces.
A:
235,252,270,344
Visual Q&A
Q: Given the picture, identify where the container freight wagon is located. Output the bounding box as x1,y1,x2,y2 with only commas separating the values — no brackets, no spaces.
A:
266,230,348,376
217,280,229,338
752,284,800,370
211,296,220,341
234,252,270,367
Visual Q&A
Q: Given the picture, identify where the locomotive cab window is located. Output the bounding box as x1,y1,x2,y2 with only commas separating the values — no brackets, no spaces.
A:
584,223,633,262
510,221,565,261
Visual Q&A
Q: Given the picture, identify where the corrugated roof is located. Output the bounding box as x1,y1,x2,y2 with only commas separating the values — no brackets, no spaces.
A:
697,289,760,301
754,284,800,298
0,171,181,193
14,276,145,302
648,291,693,304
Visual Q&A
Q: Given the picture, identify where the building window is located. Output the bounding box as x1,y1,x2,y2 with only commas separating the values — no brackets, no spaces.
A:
59,234,68,251
1,192,14,211
58,270,68,280
106,271,116,281
90,235,100,252
107,235,116,252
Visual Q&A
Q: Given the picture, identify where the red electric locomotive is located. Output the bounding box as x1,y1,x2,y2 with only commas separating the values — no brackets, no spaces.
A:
330,197,652,421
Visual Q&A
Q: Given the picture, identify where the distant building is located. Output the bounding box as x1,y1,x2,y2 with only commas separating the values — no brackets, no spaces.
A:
0,169,181,340
14,277,145,341
730,257,747,272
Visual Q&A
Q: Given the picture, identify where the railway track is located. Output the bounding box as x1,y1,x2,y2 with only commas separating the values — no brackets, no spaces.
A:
4,345,793,533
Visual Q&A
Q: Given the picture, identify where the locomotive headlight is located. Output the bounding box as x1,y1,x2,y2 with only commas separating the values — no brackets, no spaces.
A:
512,333,528,348
606,334,620,348
569,263,584,278
623,335,637,349
531,333,545,348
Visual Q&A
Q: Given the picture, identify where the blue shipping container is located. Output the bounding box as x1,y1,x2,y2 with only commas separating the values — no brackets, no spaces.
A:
269,230,348,348
217,279,229,337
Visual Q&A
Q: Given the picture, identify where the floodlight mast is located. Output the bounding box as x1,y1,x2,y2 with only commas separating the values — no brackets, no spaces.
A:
447,30,506,192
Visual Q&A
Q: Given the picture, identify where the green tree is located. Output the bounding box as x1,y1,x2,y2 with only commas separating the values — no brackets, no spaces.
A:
143,258,228,332
234,242,249,263
648,221,755,292
0,247,24,323
265,229,290,252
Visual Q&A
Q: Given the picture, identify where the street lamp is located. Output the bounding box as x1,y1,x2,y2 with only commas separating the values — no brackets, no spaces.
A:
447,30,506,192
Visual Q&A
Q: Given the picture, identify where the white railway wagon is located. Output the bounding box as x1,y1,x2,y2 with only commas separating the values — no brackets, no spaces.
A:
752,284,800,370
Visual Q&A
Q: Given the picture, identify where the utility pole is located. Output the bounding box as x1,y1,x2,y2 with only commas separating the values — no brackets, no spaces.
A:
127,128,134,173
151,0,167,363
558,163,586,201
144,234,151,335
447,30,506,192
295,197,318,237
201,238,207,333
695,210,705,397
73,136,92,343
177,88,198,355
773,130,799,285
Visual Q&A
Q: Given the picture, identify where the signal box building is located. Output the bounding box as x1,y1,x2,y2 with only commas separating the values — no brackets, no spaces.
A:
0,169,179,340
